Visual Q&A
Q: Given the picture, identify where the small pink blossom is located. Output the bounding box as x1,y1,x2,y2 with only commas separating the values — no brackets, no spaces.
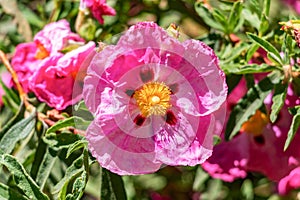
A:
278,167,300,195
80,0,116,24
83,22,227,175
12,20,95,110
0,71,12,106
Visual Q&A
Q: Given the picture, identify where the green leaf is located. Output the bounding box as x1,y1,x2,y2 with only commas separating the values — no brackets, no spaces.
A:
221,63,277,74
65,171,87,200
35,147,58,189
46,116,89,135
43,132,83,150
53,154,85,195
101,168,127,200
194,2,224,31
221,43,249,64
0,78,20,105
66,139,88,159
241,179,254,200
247,33,282,65
0,182,28,200
0,102,25,139
242,9,260,31
228,1,243,33
225,72,281,140
270,83,288,123
284,106,300,151
0,153,49,200
0,110,36,154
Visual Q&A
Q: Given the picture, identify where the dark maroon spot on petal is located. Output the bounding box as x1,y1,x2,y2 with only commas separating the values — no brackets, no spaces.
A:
55,73,65,79
169,83,178,94
140,69,154,83
125,89,135,97
134,114,146,126
254,135,265,145
165,110,177,125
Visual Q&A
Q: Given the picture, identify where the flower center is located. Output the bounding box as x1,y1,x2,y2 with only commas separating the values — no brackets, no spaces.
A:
133,82,171,117
240,110,269,136
35,43,50,60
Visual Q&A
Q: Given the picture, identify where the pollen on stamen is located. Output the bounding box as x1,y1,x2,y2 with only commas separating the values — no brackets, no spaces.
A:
133,82,171,117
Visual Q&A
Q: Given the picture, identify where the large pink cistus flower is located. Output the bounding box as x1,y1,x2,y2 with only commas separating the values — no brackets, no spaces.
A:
12,20,95,110
80,0,116,24
83,22,227,175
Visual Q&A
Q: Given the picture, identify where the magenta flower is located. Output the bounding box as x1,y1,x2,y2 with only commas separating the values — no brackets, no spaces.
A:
202,85,300,186
83,22,227,175
283,0,300,14
80,0,116,24
0,71,12,106
278,167,300,195
12,20,95,110
30,41,95,110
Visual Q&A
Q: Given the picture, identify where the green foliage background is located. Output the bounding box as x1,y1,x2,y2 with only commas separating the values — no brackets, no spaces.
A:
0,0,300,199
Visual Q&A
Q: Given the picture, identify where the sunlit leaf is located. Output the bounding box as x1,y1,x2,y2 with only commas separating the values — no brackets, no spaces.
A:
0,153,49,200
284,106,300,151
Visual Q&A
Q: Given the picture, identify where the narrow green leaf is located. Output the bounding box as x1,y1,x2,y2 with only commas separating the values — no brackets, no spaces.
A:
247,33,282,65
0,182,28,200
53,154,85,195
263,0,271,16
194,2,224,31
242,9,260,31
43,132,83,150
0,153,49,200
101,168,127,200
0,111,36,154
66,171,87,200
0,101,25,139
284,107,300,151
0,78,20,105
66,140,88,159
221,63,277,74
46,116,89,135
225,72,281,140
246,44,259,62
228,1,243,33
221,43,249,64
35,147,58,189
270,83,288,123
211,9,228,31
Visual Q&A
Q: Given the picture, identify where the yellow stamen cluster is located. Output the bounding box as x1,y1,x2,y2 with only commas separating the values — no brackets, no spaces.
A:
133,82,171,117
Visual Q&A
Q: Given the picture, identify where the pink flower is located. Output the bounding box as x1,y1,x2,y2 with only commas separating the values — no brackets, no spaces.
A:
31,42,95,110
283,0,300,14
202,84,300,186
80,0,116,24
0,71,12,106
83,22,227,175
278,167,300,195
12,20,95,110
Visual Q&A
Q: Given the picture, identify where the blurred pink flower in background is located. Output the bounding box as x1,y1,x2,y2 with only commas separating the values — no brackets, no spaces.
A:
80,0,116,24
0,71,12,106
278,167,300,195
283,0,300,14
12,20,95,110
202,80,300,194
83,22,227,175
